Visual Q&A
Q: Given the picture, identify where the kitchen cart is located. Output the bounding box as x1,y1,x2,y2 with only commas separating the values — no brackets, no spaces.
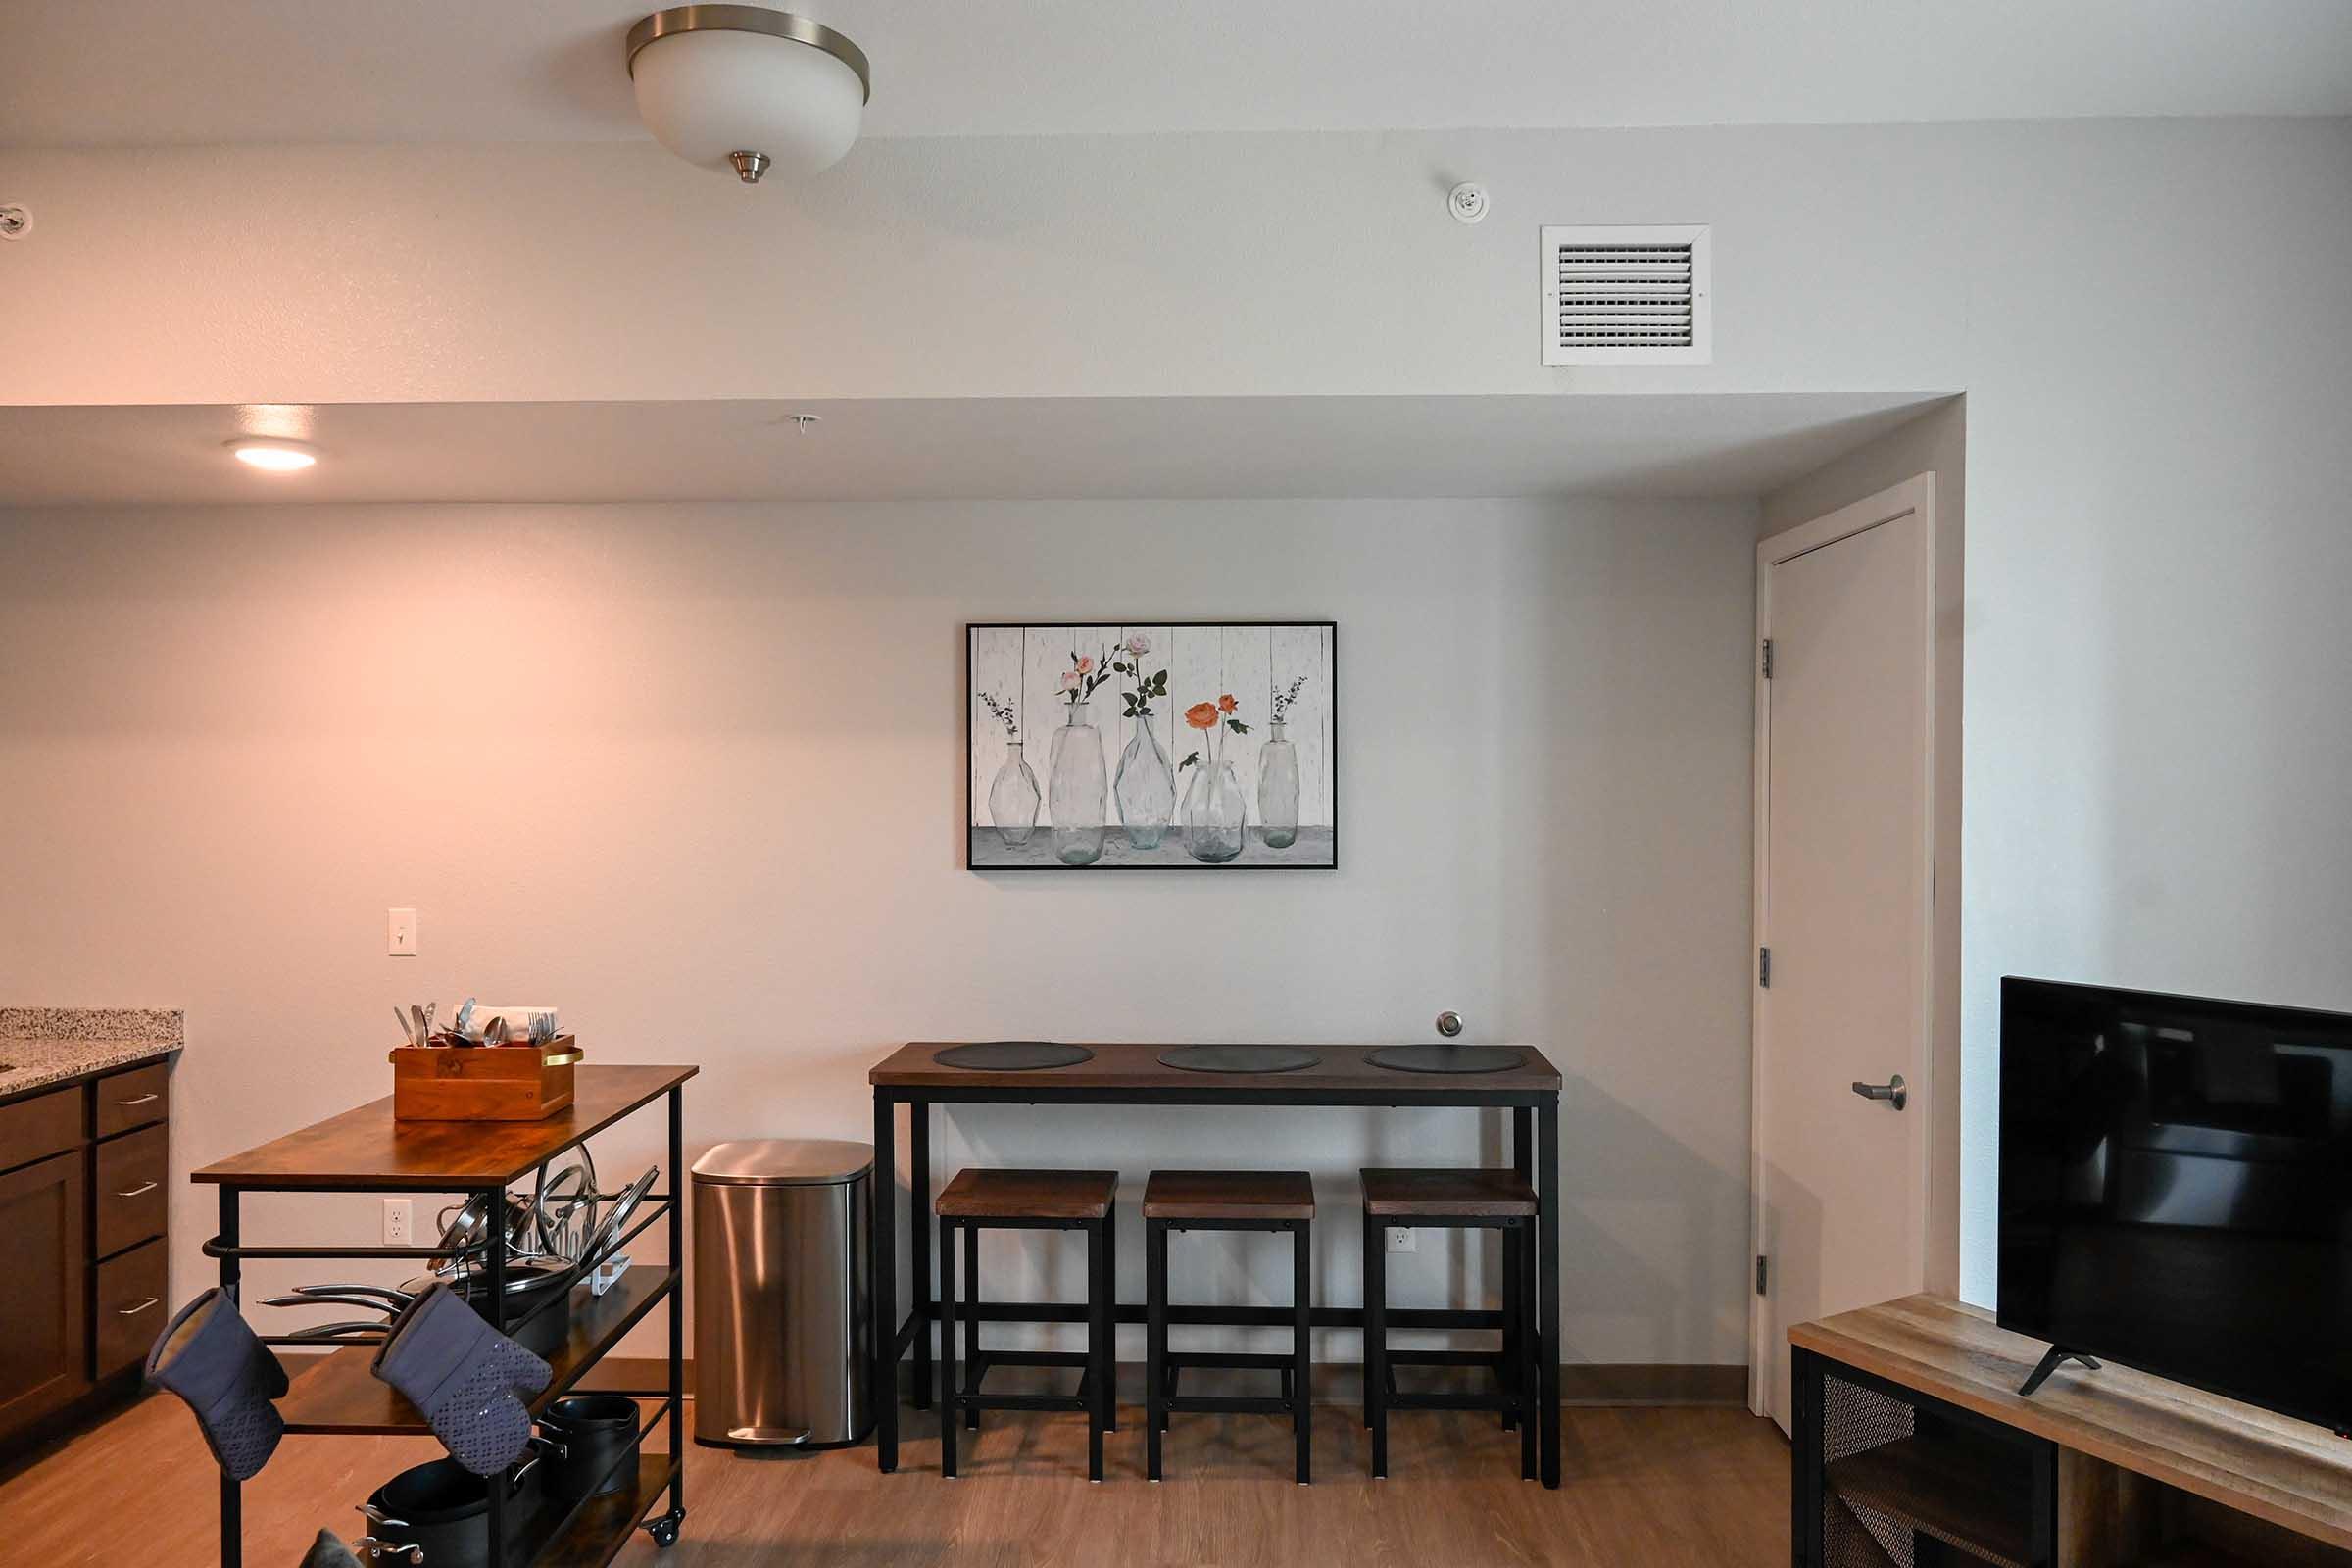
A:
192,1064,698,1568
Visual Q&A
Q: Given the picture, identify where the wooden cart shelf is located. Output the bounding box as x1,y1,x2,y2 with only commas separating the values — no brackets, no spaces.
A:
278,1264,676,1435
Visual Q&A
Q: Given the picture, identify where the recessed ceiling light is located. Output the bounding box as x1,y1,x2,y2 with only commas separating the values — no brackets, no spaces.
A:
225,438,318,471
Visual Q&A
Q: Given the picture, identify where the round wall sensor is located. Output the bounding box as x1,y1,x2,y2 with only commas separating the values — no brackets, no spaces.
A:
1447,183,1489,224
1435,1009,1466,1038
0,205,30,241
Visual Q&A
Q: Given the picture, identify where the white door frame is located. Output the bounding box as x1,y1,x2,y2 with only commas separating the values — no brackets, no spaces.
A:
1747,472,1939,1416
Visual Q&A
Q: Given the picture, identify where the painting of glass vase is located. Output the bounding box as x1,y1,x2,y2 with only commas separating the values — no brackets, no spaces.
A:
967,622,1336,871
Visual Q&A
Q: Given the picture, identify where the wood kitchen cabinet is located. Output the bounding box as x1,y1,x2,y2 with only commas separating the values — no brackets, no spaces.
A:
0,1055,174,1455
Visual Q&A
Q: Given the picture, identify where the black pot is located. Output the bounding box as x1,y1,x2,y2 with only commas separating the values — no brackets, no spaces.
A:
538,1394,640,1502
362,1451,546,1568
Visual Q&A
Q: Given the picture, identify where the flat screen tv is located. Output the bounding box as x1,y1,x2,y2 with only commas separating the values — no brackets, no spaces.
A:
1998,976,2352,1433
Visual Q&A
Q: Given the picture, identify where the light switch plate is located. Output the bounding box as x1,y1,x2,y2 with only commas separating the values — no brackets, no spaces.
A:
1384,1226,1417,1254
388,907,417,956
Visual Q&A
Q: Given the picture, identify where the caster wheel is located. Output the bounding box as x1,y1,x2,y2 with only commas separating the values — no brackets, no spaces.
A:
645,1512,683,1549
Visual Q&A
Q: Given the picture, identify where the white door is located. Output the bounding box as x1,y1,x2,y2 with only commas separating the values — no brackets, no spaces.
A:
1751,476,1936,1432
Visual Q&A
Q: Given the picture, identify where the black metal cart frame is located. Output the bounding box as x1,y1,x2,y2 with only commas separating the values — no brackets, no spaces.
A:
202,1081,690,1568
869,1082,1564,1488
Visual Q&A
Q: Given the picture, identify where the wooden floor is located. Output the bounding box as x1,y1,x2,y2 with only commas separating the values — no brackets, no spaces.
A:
3,1392,1789,1565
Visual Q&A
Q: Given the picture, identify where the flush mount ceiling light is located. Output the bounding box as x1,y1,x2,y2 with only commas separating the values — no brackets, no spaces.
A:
626,6,871,185
224,437,318,471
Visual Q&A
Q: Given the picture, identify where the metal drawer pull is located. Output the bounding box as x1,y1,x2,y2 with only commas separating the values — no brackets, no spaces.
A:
114,1180,160,1199
1850,1074,1908,1110
114,1093,161,1106
116,1296,161,1316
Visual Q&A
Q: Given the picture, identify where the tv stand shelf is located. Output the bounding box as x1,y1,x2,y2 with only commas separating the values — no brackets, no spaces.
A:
1791,1295,2352,1568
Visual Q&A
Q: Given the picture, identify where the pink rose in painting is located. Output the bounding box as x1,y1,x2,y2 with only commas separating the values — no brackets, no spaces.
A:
1059,669,1084,693
1075,655,1095,675
1124,634,1151,657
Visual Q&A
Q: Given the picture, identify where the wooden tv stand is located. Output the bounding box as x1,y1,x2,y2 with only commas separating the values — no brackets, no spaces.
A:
1790,1295,2352,1567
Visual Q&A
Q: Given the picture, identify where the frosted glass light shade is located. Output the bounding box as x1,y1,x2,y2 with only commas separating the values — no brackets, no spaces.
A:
630,21,866,180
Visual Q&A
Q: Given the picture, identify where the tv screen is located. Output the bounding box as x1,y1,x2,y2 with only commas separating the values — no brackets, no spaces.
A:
1998,977,2352,1433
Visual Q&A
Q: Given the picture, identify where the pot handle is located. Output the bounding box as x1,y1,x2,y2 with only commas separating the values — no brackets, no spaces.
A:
510,1435,559,1492
353,1504,422,1565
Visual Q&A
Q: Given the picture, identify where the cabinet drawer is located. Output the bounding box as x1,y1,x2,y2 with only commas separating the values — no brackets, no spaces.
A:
94,1238,168,1378
95,1122,169,1259
0,1085,85,1175
94,1063,169,1140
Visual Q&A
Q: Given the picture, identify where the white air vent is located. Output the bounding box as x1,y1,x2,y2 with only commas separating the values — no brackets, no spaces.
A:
1541,224,1711,366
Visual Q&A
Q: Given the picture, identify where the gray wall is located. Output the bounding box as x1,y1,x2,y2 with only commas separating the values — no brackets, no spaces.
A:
0,496,1761,1366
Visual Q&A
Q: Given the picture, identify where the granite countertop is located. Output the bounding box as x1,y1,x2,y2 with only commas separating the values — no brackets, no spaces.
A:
0,1006,183,1100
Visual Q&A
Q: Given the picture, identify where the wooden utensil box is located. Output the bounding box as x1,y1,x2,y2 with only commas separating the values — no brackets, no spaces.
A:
389,1038,582,1121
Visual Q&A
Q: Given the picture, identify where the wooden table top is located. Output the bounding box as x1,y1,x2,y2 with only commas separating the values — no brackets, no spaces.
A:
1791,1293,2352,1552
192,1063,699,1190
870,1041,1560,1096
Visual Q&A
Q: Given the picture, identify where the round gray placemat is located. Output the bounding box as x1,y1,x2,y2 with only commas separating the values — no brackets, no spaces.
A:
1157,1045,1322,1075
1364,1044,1527,1075
933,1041,1096,1071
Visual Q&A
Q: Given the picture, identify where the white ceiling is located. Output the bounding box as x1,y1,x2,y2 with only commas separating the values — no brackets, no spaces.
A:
4,1,2349,147
0,394,1946,506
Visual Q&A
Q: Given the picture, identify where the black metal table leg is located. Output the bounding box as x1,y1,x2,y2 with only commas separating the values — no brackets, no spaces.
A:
665,1085,687,1534
961,1224,979,1431
1537,1096,1561,1488
1146,1218,1166,1481
938,1216,958,1480
1087,1218,1107,1483
220,1187,243,1568
1293,1217,1312,1486
1364,1208,1388,1477
1517,1217,1539,1481
872,1092,898,1472
484,1185,507,1562
909,1100,932,1411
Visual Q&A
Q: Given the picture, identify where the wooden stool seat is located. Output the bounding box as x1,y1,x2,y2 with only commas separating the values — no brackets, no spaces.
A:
1361,1166,1537,1217
936,1167,1117,1220
1142,1169,1315,1221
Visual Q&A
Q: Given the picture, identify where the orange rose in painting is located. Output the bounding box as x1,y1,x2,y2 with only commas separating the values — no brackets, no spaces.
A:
1184,701,1220,730
1217,694,1238,713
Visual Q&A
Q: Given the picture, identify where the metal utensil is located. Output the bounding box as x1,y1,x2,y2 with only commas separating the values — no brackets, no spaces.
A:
411,1004,432,1046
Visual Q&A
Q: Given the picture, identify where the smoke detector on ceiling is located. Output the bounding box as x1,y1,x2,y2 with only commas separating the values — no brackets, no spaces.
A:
1541,224,1711,366
0,205,30,241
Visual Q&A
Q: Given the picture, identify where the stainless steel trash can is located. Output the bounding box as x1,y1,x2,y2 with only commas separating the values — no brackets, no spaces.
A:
691,1138,873,1448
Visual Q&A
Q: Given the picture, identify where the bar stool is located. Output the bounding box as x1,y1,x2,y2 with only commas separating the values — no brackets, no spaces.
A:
1358,1167,1538,1481
1143,1169,1314,1485
936,1167,1118,1482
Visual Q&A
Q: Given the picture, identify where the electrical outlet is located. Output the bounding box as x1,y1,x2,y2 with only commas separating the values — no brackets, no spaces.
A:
383,1198,413,1246
1384,1225,1417,1254
388,907,417,956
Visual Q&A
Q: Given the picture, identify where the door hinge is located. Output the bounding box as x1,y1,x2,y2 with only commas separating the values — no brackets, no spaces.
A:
1760,638,1774,678
1756,1254,1769,1296
1758,947,1772,988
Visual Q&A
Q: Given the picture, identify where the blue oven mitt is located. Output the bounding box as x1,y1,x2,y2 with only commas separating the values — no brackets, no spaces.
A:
143,1288,290,1481
370,1279,552,1475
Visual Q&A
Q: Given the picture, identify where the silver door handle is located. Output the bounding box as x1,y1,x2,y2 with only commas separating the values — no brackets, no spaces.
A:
114,1093,160,1106
1851,1075,1907,1110
116,1296,161,1316
113,1180,159,1199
